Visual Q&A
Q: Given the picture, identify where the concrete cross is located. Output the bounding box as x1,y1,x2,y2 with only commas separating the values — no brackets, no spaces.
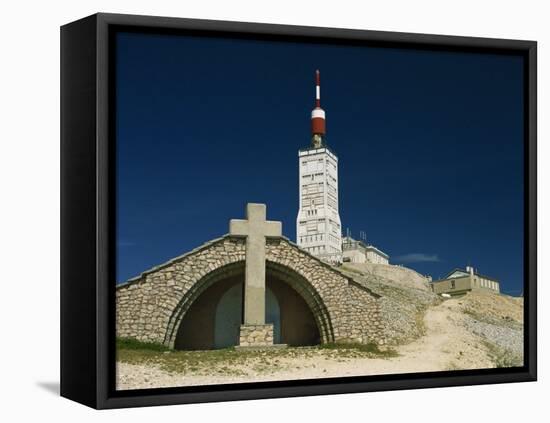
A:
229,203,282,325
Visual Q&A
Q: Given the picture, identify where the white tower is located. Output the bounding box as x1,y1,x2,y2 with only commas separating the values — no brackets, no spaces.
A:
296,70,342,264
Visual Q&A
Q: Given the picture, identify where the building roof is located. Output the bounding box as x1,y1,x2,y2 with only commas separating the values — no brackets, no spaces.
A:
442,268,499,283
342,236,389,259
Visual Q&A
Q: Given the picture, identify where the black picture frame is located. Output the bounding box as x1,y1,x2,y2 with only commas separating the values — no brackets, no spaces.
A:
60,12,537,409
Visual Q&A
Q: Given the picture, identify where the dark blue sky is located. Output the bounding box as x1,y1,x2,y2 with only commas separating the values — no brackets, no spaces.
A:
115,31,525,295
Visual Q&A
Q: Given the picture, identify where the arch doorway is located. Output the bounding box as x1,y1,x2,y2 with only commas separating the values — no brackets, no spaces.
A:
173,263,321,350
214,283,281,348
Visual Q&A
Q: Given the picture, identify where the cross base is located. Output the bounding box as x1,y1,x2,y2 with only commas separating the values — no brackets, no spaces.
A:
238,324,275,347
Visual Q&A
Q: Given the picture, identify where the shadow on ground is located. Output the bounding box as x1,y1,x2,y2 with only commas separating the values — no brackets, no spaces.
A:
36,381,60,396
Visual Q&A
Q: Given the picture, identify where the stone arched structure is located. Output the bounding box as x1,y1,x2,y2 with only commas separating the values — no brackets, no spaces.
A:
116,235,385,348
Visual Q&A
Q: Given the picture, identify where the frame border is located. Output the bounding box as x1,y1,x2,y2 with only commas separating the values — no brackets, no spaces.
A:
61,12,537,409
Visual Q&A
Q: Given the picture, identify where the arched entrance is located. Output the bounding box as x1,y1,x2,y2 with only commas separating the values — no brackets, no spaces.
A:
213,283,281,348
267,276,320,346
171,261,327,350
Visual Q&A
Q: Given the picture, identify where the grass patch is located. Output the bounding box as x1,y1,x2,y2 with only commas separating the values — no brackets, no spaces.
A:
117,338,399,376
117,344,250,376
117,337,169,352
482,341,523,368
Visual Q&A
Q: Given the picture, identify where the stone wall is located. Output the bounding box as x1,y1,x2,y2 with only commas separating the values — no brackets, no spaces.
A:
344,283,385,344
265,238,385,345
116,237,247,346
116,235,386,348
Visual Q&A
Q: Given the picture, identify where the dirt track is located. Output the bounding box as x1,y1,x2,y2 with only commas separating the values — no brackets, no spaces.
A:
117,293,516,390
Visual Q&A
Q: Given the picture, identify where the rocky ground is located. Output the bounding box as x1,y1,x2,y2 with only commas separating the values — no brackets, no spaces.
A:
459,291,524,367
339,262,441,345
116,264,524,390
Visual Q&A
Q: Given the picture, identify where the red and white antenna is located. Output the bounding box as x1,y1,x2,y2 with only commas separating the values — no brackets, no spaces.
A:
315,69,321,108
311,69,326,137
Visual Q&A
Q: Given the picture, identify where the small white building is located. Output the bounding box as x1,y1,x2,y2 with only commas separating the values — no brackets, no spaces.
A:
341,236,390,265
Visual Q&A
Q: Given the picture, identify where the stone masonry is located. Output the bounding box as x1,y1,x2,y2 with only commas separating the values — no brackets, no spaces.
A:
116,235,386,348
238,324,274,347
